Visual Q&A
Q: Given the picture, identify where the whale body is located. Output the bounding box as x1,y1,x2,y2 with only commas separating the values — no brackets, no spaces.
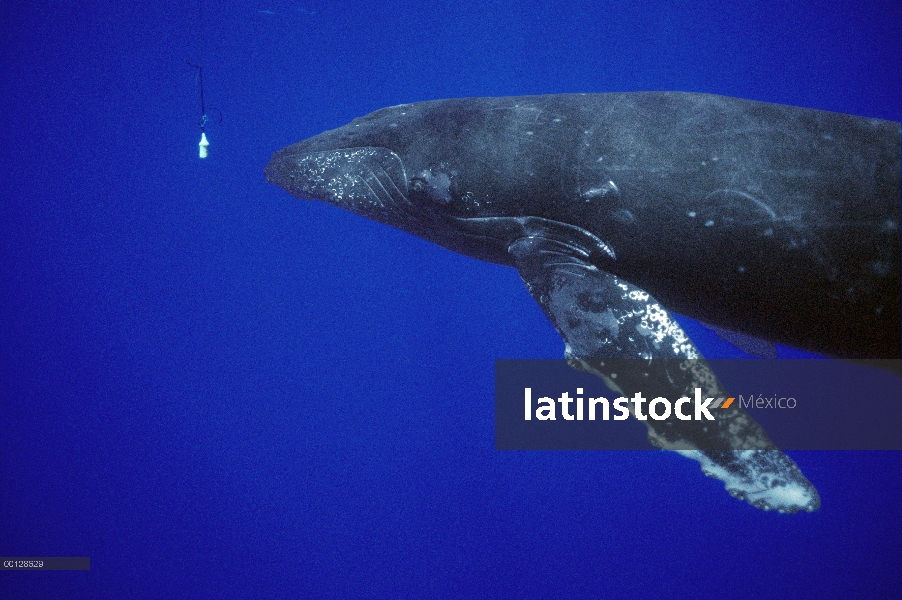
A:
266,93,901,512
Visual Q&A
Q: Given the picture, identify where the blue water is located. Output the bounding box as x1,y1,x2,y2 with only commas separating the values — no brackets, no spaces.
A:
2,1,900,598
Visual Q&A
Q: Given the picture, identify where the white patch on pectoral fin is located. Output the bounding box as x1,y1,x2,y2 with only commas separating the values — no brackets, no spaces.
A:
509,234,820,513
678,450,820,513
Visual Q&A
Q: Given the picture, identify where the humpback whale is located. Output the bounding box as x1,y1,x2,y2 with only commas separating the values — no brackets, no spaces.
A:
266,93,901,513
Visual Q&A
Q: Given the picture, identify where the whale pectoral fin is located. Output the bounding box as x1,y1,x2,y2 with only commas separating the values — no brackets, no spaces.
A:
508,235,821,513
507,234,700,366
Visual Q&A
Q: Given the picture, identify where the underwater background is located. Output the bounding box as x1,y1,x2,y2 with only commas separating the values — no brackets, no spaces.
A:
2,0,900,597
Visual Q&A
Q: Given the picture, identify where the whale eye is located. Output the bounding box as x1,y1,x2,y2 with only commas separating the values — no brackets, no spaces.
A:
409,171,453,206
409,177,427,195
